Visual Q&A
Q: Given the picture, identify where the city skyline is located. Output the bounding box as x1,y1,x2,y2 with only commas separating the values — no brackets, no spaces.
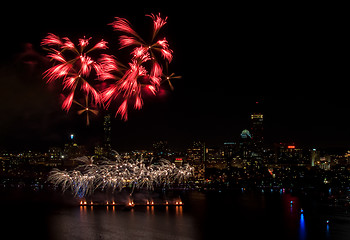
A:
1,97,349,152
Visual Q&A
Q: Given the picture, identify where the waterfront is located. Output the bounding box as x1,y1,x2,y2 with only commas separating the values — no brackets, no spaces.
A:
1,190,350,240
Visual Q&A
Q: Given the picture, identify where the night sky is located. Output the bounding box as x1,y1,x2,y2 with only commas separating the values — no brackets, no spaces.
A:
0,2,347,151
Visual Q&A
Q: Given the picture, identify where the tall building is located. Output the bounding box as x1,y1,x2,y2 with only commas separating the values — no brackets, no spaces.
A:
186,142,205,165
239,129,253,159
250,113,264,144
250,100,264,144
311,149,319,167
103,114,112,157
186,141,205,179
223,142,236,159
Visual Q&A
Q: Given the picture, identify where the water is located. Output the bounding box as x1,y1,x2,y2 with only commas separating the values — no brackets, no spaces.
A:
50,206,193,240
1,191,350,239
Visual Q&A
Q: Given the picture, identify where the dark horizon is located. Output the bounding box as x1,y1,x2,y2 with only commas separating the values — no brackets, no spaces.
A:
0,2,348,152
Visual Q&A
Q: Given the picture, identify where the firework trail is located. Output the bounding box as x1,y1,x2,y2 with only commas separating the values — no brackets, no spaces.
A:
48,155,193,197
74,96,99,126
42,13,178,123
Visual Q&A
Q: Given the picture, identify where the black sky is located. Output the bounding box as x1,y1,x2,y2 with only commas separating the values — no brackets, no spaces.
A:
0,2,348,151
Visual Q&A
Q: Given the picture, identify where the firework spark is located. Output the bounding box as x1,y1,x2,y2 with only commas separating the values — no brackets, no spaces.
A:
75,96,99,126
147,13,168,41
48,155,193,197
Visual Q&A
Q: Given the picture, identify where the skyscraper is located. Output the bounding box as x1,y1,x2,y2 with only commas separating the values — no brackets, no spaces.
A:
186,141,206,179
250,101,264,144
103,114,112,157
250,113,264,143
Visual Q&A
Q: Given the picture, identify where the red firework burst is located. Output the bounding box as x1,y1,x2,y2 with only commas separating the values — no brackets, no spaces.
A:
104,13,174,120
42,13,178,123
42,34,109,112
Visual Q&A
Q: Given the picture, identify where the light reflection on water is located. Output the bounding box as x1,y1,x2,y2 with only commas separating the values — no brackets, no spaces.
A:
26,192,349,240
299,213,306,240
58,205,189,240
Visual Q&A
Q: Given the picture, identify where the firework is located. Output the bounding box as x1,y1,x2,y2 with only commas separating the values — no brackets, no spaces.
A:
48,155,193,197
42,34,109,113
42,13,179,123
102,13,174,120
74,96,99,126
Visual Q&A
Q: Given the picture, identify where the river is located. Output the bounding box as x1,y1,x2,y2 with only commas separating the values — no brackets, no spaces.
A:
1,190,349,239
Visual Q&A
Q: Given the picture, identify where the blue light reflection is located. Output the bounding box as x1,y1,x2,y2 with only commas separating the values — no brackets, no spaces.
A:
299,213,306,240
